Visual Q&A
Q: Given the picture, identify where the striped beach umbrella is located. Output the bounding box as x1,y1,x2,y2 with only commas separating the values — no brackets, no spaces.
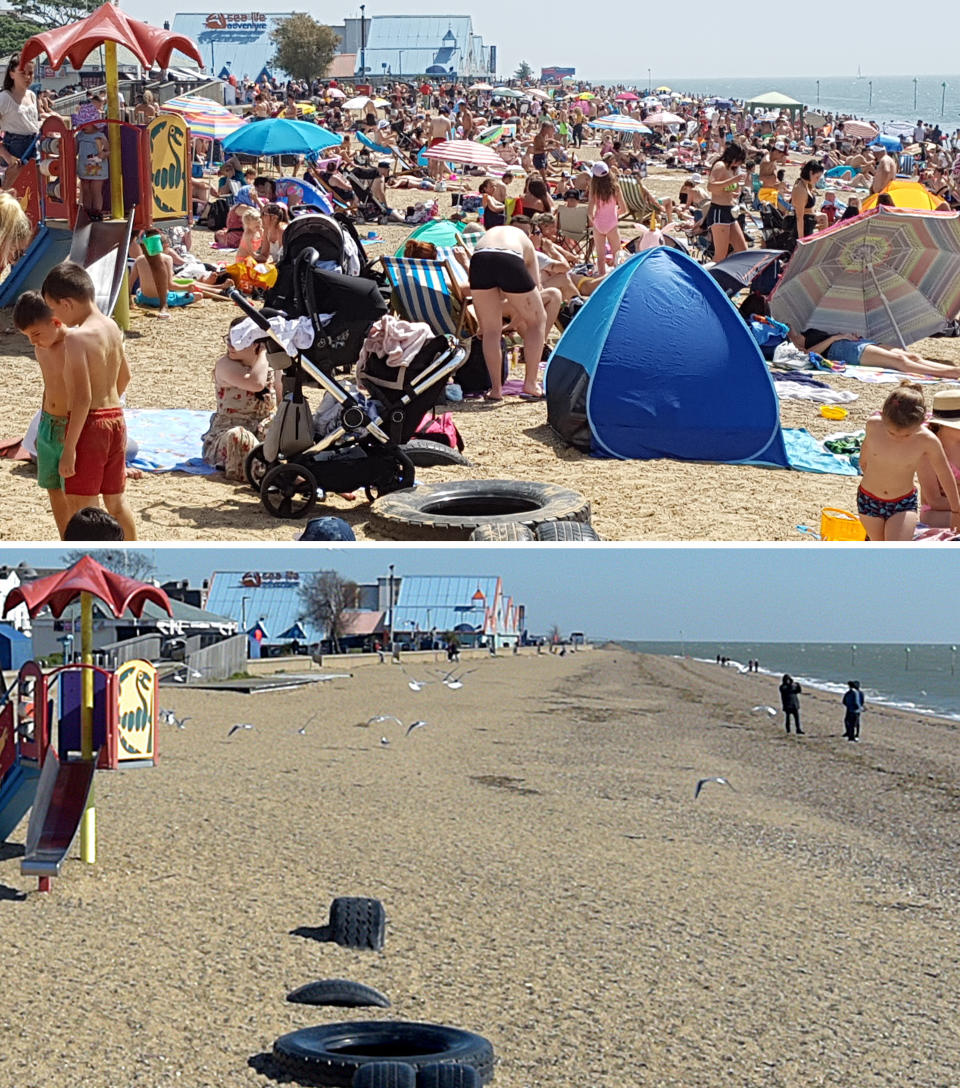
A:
423,139,509,173
589,114,652,134
162,94,245,141
770,206,960,348
842,119,878,142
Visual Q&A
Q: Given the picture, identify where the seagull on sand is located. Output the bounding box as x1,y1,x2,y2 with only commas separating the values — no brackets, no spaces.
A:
380,736,390,746
366,714,403,727
227,723,255,737
171,715,191,730
400,668,433,692
295,711,320,735
752,706,778,717
694,776,736,799
405,720,428,736
438,667,479,690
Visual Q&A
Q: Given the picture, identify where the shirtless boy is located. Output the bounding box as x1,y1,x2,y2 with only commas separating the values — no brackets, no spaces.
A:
12,291,71,536
41,261,136,540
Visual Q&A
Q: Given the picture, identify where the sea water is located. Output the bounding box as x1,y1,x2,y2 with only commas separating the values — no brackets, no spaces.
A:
620,640,960,722
621,74,960,129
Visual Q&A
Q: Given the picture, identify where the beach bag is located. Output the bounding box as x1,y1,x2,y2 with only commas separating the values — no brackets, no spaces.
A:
414,411,464,451
457,335,508,394
748,315,790,360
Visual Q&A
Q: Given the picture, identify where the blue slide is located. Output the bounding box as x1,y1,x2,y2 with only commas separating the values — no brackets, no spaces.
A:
0,759,41,843
0,222,74,308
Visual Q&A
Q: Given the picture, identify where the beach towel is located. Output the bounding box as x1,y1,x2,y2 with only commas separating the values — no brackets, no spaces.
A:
124,409,216,474
781,428,859,475
839,366,943,385
772,375,859,406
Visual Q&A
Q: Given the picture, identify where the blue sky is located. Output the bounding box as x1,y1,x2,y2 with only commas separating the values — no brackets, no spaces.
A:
119,0,957,82
2,545,958,643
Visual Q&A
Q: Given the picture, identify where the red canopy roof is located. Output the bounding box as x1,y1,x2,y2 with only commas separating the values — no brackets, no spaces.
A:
19,2,202,71
2,555,172,620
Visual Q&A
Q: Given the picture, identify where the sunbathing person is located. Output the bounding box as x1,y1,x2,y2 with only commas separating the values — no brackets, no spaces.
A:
790,328,960,379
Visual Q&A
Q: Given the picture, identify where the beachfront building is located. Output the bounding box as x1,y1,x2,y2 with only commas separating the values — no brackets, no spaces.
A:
341,15,495,80
390,575,523,650
170,12,294,82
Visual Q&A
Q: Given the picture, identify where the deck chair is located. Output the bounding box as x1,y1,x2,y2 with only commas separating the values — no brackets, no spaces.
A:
381,256,475,337
897,153,915,178
435,245,479,335
556,203,592,260
619,176,661,225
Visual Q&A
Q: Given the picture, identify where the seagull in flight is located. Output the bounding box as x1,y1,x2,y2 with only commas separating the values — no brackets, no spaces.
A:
366,714,403,727
295,711,320,735
439,667,479,690
752,706,777,717
400,668,433,692
405,720,428,736
227,723,255,737
171,714,191,730
694,776,736,799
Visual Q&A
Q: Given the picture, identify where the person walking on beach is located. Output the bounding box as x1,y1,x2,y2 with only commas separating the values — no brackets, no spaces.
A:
843,680,864,741
779,674,803,734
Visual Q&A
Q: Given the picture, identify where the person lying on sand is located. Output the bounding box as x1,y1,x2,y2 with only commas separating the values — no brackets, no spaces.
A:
790,328,960,380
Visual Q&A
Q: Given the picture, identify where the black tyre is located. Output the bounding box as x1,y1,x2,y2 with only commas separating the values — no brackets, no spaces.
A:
272,1021,495,1087
353,1062,417,1088
369,479,591,541
534,520,601,541
418,1065,482,1088
244,444,270,492
400,439,471,468
329,896,386,951
261,462,318,520
468,524,535,542
288,979,391,1009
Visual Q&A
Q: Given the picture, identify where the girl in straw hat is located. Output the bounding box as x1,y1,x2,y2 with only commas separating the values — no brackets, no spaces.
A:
918,387,960,529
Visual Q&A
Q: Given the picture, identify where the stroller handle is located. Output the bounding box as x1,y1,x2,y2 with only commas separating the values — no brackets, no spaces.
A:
227,288,273,331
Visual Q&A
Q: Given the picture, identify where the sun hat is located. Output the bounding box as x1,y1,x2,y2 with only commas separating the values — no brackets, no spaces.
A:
690,172,703,184
591,161,609,176
928,388,960,428
295,517,356,541
774,140,786,151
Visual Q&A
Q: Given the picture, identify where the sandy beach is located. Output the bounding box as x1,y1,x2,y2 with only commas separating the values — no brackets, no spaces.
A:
2,646,959,1086
3,166,958,542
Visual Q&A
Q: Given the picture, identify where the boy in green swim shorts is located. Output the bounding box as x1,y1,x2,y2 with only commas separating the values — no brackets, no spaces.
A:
12,291,71,536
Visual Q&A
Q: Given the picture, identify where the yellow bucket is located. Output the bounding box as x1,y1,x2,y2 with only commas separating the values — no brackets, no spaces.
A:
820,507,866,542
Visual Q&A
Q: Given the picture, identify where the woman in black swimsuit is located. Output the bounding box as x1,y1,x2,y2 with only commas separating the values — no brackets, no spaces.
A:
789,159,825,241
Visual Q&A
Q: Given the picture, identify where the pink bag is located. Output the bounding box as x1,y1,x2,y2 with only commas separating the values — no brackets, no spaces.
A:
414,411,464,452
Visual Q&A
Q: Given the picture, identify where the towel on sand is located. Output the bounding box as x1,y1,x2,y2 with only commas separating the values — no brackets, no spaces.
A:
125,409,216,474
782,428,859,475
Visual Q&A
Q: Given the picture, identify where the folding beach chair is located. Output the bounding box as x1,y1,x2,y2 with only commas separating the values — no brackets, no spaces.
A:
381,256,475,337
556,203,592,260
619,176,662,226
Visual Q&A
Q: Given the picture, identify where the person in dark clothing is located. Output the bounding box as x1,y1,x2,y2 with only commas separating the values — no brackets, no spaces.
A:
843,680,864,741
779,674,804,734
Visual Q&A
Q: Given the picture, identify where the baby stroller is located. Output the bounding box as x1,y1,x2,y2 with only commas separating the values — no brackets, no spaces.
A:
230,246,466,521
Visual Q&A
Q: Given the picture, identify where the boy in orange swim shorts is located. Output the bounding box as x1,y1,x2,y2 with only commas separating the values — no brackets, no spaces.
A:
41,260,137,540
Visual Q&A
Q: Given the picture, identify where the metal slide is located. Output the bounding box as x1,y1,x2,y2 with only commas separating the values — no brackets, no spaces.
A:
69,208,135,317
20,749,95,878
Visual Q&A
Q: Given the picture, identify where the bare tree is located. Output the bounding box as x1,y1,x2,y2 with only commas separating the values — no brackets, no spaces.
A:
300,571,358,652
62,549,156,582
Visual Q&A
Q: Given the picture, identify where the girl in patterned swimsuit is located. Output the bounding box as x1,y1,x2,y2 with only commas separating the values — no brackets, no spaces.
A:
858,381,960,541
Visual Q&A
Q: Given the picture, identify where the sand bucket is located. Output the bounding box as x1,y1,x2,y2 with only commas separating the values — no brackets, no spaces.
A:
820,507,866,541
820,404,848,421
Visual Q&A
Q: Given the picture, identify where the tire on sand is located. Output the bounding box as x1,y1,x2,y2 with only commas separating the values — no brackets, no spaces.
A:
400,439,471,468
352,1061,417,1088
369,479,590,541
287,978,391,1008
534,520,601,541
468,523,535,542
418,1064,483,1088
329,896,386,951
272,1021,495,1087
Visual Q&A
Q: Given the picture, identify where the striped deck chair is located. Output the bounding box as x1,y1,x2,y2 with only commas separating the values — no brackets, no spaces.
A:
434,245,478,335
619,176,661,226
381,256,467,337
897,153,915,178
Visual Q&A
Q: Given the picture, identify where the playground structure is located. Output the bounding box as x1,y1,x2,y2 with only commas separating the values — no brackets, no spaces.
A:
0,657,160,890
0,2,202,318
0,555,171,892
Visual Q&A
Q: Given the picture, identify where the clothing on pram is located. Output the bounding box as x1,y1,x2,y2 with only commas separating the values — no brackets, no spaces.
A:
357,314,433,371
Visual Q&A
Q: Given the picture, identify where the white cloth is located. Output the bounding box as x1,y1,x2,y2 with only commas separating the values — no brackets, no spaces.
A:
229,314,321,356
0,89,39,135
773,383,858,406
357,314,432,370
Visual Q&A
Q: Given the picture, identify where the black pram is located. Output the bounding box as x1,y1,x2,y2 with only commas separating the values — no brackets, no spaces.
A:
230,222,466,520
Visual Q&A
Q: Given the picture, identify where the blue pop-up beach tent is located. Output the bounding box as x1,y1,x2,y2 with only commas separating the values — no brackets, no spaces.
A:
545,247,789,466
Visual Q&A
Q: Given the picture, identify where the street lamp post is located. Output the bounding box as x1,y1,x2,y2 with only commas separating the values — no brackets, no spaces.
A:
241,595,249,630
913,77,918,111
388,563,395,655
816,79,820,106
904,646,911,671
398,50,403,79
647,67,651,94
868,80,872,109
359,4,367,78
952,645,957,676
941,81,947,117
850,644,857,666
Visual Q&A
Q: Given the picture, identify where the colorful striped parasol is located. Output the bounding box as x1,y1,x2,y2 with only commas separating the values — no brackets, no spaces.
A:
770,206,960,348
589,114,652,134
842,119,878,142
163,94,245,141
423,139,509,173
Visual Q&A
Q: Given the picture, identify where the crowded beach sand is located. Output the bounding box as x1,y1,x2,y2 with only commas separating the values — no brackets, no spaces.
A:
2,646,959,1086
4,162,960,541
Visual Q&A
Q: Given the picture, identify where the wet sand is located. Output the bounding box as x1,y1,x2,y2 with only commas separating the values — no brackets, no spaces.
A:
2,165,959,541
2,646,959,1086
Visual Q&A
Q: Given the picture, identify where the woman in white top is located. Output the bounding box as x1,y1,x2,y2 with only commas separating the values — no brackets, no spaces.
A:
0,53,41,188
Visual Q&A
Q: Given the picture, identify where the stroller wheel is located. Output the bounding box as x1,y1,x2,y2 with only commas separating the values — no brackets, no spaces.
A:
260,463,319,520
244,444,270,492
363,449,416,503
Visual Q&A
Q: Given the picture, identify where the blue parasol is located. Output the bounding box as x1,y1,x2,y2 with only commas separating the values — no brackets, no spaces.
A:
222,118,342,157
